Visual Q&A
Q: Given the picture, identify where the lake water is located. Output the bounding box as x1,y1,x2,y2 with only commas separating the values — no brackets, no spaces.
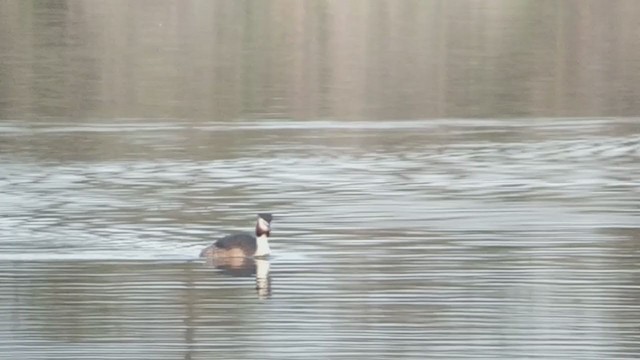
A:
1,1,640,359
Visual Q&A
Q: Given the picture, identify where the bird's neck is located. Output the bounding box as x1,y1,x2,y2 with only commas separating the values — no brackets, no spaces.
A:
255,234,270,257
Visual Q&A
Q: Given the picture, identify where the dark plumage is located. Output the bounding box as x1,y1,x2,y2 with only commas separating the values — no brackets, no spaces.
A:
199,233,257,258
258,213,272,223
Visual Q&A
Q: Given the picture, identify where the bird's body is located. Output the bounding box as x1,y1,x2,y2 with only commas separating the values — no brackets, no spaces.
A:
200,214,273,259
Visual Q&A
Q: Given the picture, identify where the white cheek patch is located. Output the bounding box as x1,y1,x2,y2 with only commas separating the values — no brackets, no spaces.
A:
258,218,270,231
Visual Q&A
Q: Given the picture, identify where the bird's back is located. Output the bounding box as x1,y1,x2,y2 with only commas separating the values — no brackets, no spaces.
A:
200,233,257,258
216,233,257,252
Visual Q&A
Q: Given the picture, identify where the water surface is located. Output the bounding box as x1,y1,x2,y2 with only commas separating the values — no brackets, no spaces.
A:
1,118,639,359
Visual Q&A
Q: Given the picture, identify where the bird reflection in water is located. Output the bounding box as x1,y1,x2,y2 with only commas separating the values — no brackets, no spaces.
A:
204,257,272,299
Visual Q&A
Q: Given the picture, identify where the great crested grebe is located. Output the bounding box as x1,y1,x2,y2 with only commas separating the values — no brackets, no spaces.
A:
199,213,273,258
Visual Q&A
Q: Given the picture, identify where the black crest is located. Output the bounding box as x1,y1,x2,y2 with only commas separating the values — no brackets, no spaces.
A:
258,213,273,223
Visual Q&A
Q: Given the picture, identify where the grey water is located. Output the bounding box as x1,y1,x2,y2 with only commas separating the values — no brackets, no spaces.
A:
1,1,640,359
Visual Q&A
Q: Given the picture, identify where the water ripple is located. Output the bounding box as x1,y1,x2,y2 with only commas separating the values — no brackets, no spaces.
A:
0,118,639,358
